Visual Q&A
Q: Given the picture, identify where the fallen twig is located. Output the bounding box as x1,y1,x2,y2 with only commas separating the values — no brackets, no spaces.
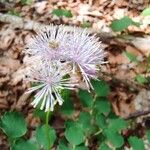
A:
0,13,115,41
125,110,150,120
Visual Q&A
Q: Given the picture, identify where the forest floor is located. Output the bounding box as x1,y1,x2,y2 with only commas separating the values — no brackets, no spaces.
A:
0,0,150,149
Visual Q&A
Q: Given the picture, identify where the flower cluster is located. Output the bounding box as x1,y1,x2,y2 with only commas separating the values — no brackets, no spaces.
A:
25,25,105,111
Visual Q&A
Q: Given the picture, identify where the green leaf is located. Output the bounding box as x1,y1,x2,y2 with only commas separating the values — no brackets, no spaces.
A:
96,114,107,129
61,89,71,101
7,9,20,17
65,123,85,145
99,143,112,150
12,140,38,150
60,89,74,116
81,21,92,28
36,125,56,149
78,89,93,107
78,112,93,135
123,51,138,63
60,98,74,116
94,97,111,114
21,0,32,5
65,120,76,128
147,130,150,143
52,9,73,18
135,74,148,84
91,80,110,97
75,145,88,150
110,16,140,32
57,139,70,150
108,118,127,132
33,108,46,122
104,130,124,148
78,112,91,128
128,136,145,150
141,7,150,16
0,112,27,138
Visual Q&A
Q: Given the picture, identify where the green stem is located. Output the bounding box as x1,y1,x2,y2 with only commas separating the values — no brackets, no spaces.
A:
90,94,97,115
72,145,76,150
46,110,51,125
45,110,51,150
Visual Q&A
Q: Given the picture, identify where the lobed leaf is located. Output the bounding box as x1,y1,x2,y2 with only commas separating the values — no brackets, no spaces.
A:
78,89,93,107
52,9,73,18
91,80,110,97
128,136,145,150
12,140,38,150
104,130,124,148
110,16,140,32
65,123,85,146
0,112,27,139
36,125,56,149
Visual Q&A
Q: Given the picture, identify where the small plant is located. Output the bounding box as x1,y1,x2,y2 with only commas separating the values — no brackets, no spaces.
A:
110,16,140,32
20,0,32,5
52,9,73,18
0,24,149,149
7,9,21,17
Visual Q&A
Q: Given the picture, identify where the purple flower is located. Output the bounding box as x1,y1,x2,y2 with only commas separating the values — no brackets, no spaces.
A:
25,25,105,91
26,61,76,112
25,25,69,61
65,28,105,89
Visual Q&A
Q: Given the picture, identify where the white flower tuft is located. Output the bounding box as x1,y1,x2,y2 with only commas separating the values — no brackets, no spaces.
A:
26,61,76,112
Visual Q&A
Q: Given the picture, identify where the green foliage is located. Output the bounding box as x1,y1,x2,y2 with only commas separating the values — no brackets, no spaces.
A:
104,130,124,148
110,16,140,32
60,89,74,116
146,130,150,143
91,80,110,97
99,143,111,150
78,89,93,107
20,0,32,5
36,125,56,149
12,140,38,150
78,112,91,129
141,7,150,16
7,9,20,17
147,54,150,72
33,108,46,122
124,51,138,63
1,79,148,149
128,136,145,150
108,118,127,132
81,21,92,28
57,139,70,150
94,97,111,114
60,98,74,116
65,123,85,145
61,89,71,100
75,145,88,150
135,74,148,84
52,9,73,18
0,112,27,139
96,114,107,129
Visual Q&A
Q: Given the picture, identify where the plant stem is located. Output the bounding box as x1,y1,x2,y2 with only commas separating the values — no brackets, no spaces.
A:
90,94,97,115
46,110,51,125
45,110,51,150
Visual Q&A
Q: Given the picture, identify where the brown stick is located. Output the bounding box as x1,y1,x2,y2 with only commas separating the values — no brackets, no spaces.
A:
125,110,150,120
0,13,115,40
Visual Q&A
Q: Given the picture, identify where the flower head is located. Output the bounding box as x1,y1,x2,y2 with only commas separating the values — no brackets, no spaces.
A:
25,25,69,61
65,28,105,89
26,61,75,112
